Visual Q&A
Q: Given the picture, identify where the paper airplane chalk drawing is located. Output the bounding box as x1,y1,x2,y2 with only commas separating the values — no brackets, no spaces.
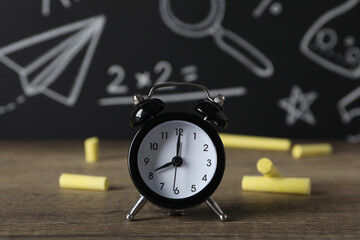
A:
0,15,106,107
278,86,318,126
300,0,360,79
0,95,26,116
42,0,82,17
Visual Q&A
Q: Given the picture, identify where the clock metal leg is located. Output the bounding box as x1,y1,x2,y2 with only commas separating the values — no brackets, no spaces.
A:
206,196,227,221
126,195,147,221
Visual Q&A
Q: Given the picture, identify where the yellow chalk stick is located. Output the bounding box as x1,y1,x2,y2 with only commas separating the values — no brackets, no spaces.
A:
292,143,332,159
85,137,99,163
219,133,291,151
59,173,109,191
242,176,311,195
256,158,282,177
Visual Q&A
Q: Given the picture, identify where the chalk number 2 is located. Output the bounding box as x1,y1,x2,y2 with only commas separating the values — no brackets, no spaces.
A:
106,65,128,94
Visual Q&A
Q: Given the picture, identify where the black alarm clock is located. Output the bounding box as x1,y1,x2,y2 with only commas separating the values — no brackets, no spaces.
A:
126,82,228,221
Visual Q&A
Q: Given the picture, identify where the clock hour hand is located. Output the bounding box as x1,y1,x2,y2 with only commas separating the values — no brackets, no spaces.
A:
155,133,182,172
154,161,173,171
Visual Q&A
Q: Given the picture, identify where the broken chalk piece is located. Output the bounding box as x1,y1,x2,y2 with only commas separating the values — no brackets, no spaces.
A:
219,133,291,151
242,176,311,195
85,137,99,163
256,158,282,177
292,143,332,159
59,173,109,191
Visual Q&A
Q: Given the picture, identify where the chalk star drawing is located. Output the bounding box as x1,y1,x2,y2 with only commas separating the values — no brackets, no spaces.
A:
42,0,81,17
278,86,318,126
0,15,106,107
135,72,152,89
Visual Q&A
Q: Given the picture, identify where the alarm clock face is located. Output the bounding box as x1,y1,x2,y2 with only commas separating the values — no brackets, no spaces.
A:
128,112,225,209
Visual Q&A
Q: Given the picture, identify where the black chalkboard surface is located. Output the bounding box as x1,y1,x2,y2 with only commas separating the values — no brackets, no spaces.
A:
0,0,359,141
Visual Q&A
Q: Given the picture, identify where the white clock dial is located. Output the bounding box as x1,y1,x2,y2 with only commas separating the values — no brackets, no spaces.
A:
137,120,217,199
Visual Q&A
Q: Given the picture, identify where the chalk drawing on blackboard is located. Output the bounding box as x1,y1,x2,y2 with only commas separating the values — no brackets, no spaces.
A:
104,61,199,97
154,61,173,89
337,85,360,142
159,0,274,78
0,94,26,116
135,72,152,89
0,15,106,108
300,0,360,79
252,0,282,18
98,86,247,106
42,0,81,17
337,84,360,124
106,65,128,95
278,86,318,126
180,65,198,82
344,46,360,66
344,36,356,48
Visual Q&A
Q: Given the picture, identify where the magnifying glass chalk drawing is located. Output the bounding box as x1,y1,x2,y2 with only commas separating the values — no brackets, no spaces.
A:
159,0,274,78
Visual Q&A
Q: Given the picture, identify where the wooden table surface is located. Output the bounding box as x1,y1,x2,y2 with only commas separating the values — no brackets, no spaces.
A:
0,140,359,239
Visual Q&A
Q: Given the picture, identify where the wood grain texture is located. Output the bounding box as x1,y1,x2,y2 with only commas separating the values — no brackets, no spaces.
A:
0,140,359,239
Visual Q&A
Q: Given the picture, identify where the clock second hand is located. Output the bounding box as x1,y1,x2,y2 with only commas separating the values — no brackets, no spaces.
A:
173,165,178,191
155,132,182,191
173,132,181,191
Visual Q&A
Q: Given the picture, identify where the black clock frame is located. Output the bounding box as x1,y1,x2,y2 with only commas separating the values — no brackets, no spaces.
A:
128,112,226,210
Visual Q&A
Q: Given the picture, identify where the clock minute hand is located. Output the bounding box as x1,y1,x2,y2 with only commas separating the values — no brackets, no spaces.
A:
176,131,181,157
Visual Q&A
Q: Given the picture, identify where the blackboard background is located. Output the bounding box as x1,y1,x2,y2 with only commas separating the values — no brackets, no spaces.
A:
0,0,359,140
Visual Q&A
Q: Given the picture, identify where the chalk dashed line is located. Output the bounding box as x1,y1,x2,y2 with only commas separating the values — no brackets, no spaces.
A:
0,94,26,115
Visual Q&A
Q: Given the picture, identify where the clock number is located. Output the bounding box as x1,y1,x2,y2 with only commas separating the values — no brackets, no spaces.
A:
148,172,153,180
150,143,158,150
175,128,183,136
203,144,209,151
161,132,168,139
193,132,196,140
202,174,207,181
160,182,164,190
191,184,196,192
144,157,149,165
174,187,180,195
206,159,212,167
